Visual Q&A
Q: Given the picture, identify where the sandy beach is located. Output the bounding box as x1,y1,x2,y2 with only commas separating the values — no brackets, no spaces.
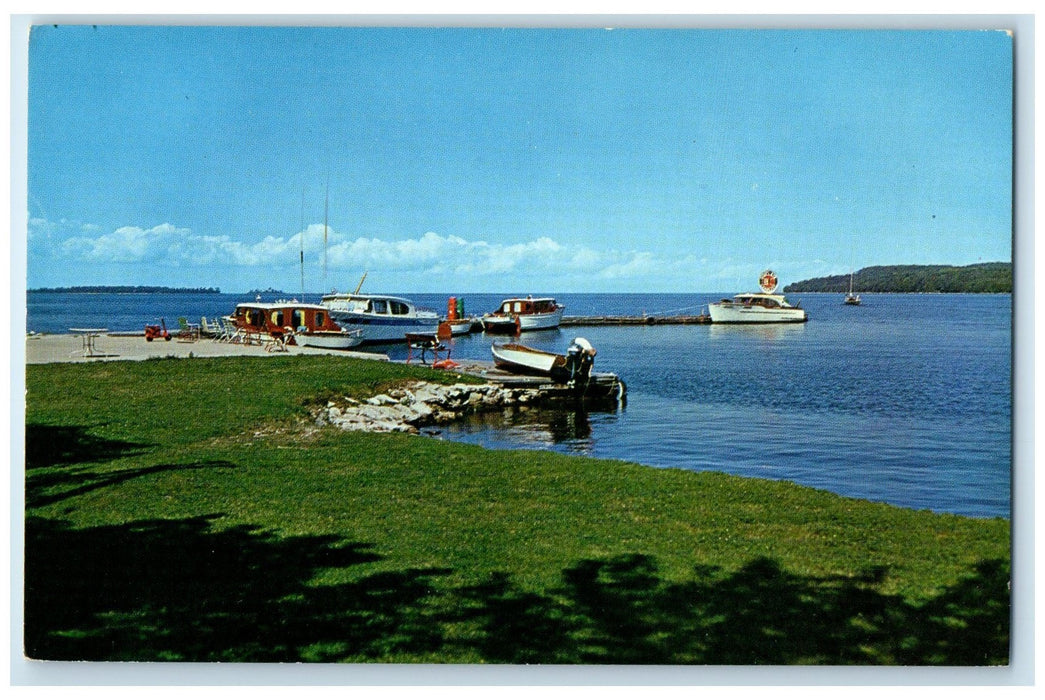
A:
25,332,392,365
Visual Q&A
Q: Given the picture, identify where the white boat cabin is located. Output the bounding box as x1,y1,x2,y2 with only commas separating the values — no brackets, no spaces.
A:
497,297,560,315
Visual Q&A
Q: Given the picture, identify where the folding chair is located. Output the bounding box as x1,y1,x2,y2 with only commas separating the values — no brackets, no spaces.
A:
176,317,199,342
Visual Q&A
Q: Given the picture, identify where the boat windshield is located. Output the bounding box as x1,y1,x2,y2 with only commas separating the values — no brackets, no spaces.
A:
737,296,781,308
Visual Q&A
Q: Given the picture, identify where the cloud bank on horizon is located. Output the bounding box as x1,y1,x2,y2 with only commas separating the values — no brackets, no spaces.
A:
29,216,775,292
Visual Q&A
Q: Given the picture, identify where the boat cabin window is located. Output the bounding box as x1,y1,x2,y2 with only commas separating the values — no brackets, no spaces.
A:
513,302,523,313
292,309,305,328
271,310,284,327
390,301,410,315
316,311,325,326
368,299,388,314
739,296,780,309
241,309,263,328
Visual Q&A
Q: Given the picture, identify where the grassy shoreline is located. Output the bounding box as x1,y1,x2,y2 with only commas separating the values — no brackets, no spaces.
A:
24,355,1010,664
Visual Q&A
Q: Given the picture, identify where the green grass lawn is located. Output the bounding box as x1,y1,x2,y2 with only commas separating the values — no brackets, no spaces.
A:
24,355,1010,664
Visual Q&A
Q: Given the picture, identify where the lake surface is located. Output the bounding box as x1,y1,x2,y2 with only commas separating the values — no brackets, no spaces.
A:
25,290,1012,518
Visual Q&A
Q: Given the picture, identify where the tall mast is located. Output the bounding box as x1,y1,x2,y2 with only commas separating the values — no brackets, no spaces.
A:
323,177,329,292
300,188,306,303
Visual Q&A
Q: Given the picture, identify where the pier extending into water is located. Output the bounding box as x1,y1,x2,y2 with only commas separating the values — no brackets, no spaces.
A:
561,314,711,326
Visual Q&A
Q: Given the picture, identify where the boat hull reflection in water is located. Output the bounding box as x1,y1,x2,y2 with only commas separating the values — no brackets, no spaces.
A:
438,404,621,455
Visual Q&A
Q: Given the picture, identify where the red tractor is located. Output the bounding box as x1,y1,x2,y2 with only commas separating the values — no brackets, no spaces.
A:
144,318,172,341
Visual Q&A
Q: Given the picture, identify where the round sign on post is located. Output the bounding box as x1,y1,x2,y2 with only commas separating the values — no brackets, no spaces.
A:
759,270,778,294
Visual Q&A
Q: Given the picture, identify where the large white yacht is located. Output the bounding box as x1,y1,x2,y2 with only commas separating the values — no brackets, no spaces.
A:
708,270,808,324
320,293,440,344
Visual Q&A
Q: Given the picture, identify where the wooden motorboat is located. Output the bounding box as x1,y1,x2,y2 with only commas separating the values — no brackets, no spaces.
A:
491,337,626,402
491,337,596,383
232,301,363,349
492,342,567,376
482,296,564,333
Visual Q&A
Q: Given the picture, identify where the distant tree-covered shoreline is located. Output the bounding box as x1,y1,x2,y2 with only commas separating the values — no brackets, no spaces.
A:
784,263,1012,294
29,286,221,294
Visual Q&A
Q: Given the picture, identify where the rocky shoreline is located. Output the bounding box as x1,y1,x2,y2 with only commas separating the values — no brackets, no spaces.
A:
315,381,550,434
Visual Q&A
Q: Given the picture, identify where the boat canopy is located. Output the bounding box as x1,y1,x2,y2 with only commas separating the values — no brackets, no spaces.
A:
322,294,419,315
234,302,337,333
733,294,786,309
498,297,559,315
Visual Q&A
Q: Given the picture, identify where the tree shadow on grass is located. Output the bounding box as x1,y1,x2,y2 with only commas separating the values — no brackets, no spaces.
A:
26,458,241,511
24,515,447,662
24,423,244,510
25,517,1010,665
25,423,150,471
454,554,1010,665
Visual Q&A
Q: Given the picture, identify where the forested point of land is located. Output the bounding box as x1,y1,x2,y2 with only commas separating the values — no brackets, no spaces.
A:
784,263,1012,294
29,286,222,294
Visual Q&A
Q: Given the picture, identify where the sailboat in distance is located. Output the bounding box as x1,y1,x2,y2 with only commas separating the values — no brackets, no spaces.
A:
844,271,862,306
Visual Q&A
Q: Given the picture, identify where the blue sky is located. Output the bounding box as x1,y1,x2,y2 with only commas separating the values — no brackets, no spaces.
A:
25,25,1013,293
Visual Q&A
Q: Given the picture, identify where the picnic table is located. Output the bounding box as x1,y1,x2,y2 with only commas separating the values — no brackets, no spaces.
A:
69,328,108,357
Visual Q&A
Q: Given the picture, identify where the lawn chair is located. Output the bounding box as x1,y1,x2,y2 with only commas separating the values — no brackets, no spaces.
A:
199,316,221,338
229,317,245,343
265,326,294,353
213,317,230,342
176,317,199,342
215,317,236,344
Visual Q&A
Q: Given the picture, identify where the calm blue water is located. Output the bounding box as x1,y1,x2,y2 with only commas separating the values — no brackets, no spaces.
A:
25,291,1012,518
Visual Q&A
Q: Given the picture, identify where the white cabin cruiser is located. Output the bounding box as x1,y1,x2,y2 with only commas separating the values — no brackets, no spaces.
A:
320,293,440,344
708,270,807,324
481,296,564,333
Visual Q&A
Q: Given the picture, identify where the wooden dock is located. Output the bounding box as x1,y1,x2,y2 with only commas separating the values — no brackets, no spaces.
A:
448,359,627,403
560,314,711,326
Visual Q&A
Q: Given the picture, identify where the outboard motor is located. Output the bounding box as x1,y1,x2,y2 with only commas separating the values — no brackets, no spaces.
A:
564,337,597,387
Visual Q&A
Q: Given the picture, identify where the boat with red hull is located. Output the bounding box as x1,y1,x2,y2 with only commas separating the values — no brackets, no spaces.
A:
233,301,362,349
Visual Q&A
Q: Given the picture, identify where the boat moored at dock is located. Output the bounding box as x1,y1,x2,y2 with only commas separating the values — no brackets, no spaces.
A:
481,296,564,333
321,293,440,344
491,337,624,399
233,301,363,349
442,296,477,335
492,337,596,379
708,270,808,324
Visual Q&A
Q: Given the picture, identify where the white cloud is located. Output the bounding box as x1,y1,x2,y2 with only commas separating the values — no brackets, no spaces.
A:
62,224,191,263
34,218,725,289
